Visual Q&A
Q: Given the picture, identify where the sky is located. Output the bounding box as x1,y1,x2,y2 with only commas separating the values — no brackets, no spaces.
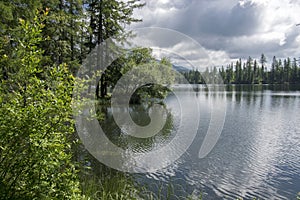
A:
128,0,300,69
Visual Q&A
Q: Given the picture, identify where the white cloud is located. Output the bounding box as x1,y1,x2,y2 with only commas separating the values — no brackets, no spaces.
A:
207,50,232,67
128,0,300,66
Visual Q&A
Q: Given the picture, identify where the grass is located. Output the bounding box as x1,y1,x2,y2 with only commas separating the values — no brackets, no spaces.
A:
80,168,140,200
79,165,299,200
79,163,204,200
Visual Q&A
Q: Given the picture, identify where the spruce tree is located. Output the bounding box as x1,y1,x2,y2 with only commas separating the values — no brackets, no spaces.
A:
85,0,145,98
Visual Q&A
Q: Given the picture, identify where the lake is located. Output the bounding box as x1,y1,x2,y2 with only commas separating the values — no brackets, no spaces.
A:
99,84,300,199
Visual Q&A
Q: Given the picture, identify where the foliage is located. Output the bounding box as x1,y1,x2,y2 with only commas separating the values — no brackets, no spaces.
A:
0,0,42,82
0,12,82,199
109,48,175,104
1,1,191,199
0,1,170,199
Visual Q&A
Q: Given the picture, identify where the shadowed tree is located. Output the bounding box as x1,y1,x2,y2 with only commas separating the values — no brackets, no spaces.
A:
84,0,145,98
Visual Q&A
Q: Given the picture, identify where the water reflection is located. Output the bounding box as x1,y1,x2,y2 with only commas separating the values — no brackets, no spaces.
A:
137,84,300,200
81,84,300,199
97,102,175,153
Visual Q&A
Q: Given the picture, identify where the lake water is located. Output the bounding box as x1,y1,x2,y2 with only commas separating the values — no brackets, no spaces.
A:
100,84,300,199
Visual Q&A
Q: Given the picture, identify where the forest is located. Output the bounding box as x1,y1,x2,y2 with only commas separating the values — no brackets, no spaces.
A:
0,0,156,199
183,54,300,84
1,0,300,199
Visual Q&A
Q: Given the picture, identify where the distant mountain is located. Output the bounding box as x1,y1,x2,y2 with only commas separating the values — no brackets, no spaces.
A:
172,64,189,73
155,59,190,72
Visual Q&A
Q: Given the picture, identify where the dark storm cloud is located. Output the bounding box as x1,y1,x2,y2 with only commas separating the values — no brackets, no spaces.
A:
184,1,263,37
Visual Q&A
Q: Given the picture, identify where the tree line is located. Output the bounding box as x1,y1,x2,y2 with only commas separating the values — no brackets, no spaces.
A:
184,54,300,84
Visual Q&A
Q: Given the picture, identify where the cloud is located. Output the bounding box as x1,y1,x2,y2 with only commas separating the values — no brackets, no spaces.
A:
129,0,300,67
125,27,212,69
193,0,263,37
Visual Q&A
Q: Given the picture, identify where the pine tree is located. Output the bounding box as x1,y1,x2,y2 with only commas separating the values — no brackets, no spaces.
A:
283,57,291,83
246,56,253,84
253,59,258,84
85,0,145,98
270,56,277,83
260,54,267,84
260,54,267,69
41,0,85,71
237,59,242,84
291,58,298,83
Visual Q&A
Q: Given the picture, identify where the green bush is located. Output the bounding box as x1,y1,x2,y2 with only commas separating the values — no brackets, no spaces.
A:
0,12,82,199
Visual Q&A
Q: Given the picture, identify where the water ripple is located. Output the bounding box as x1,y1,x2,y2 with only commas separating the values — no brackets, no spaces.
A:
135,86,300,199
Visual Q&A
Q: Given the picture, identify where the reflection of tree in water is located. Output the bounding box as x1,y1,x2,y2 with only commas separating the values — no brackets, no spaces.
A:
97,102,174,153
77,101,174,188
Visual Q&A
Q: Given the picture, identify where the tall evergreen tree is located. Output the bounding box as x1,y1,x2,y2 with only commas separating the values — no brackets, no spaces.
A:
291,58,299,83
41,0,85,71
283,57,291,83
246,56,253,83
253,59,258,84
84,0,145,98
270,56,277,83
260,53,267,69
